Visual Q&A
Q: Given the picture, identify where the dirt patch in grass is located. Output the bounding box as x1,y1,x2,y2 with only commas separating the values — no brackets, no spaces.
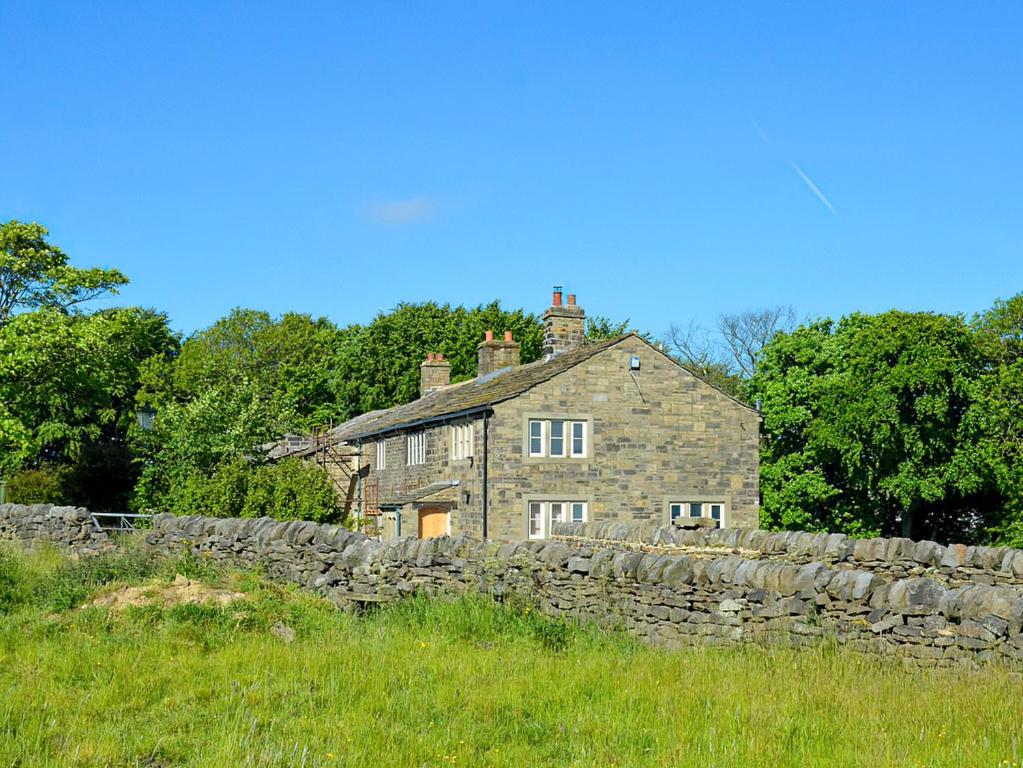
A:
86,574,246,611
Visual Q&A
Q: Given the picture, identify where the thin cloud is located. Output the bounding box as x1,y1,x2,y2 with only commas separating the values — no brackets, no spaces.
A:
361,197,438,225
789,161,838,216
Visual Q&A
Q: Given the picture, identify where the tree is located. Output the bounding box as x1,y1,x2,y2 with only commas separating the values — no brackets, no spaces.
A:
750,311,998,541
166,308,345,430
0,306,177,507
663,306,795,400
719,306,797,379
663,321,746,398
968,293,1023,545
0,220,128,327
333,301,544,416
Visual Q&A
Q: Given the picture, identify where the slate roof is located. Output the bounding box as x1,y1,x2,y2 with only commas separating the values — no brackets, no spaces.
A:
270,332,756,460
387,480,460,506
326,334,632,444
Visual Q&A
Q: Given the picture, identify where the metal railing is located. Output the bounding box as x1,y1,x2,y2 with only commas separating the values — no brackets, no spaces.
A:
89,512,155,532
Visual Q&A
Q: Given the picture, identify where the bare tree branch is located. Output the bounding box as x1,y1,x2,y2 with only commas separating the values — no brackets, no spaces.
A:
717,306,796,379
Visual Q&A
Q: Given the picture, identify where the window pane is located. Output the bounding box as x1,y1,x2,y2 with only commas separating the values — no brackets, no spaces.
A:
529,420,543,455
550,420,564,456
571,502,585,523
549,502,564,527
689,502,702,518
528,502,543,538
572,422,585,456
669,503,682,521
710,504,722,521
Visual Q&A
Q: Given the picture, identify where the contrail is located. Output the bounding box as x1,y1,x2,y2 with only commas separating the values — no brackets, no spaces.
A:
751,118,771,144
789,161,838,216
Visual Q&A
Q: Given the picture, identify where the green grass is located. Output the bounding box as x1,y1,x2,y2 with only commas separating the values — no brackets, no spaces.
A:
1,544,1022,767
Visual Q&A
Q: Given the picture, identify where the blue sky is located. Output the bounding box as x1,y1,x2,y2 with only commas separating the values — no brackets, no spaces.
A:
2,2,1021,337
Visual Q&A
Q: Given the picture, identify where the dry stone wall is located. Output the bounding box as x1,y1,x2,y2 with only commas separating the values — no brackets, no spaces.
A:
553,521,1023,588
4,504,1023,667
0,503,113,555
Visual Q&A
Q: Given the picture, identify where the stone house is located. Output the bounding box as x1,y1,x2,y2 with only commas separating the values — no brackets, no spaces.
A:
288,289,760,541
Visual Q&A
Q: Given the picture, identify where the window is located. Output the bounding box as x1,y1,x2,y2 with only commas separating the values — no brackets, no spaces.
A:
528,420,545,456
528,502,544,539
669,501,725,527
406,432,426,465
451,422,474,460
549,420,565,457
527,500,588,539
527,419,588,458
570,502,586,523
376,441,386,471
571,421,585,457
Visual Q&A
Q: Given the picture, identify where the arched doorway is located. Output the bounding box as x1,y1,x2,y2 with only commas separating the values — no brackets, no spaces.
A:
418,507,449,539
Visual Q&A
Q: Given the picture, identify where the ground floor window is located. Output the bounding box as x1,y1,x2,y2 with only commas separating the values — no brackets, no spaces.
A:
528,500,588,539
668,501,725,527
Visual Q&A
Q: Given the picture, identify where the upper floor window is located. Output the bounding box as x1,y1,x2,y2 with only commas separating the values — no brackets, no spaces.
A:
669,501,725,527
528,419,587,458
451,422,474,460
528,499,588,540
406,432,426,465
376,441,386,471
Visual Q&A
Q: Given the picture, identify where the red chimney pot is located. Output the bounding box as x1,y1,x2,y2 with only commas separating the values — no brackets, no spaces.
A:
552,290,563,306
504,330,513,342
485,330,494,342
427,352,434,362
567,294,576,306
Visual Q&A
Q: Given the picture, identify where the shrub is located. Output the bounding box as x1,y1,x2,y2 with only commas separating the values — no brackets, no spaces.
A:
6,465,72,505
160,457,343,524
242,457,341,523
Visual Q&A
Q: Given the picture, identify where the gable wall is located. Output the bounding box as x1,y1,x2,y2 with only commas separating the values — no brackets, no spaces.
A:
485,337,760,541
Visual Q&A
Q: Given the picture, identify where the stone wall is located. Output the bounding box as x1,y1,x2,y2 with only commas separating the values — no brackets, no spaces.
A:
552,521,1023,588
5,503,1023,667
0,503,114,555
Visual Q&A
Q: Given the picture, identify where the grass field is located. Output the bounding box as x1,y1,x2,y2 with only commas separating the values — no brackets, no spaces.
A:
2,543,1022,767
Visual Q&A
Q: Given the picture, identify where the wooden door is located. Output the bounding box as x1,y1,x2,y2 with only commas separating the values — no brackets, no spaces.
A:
418,508,448,539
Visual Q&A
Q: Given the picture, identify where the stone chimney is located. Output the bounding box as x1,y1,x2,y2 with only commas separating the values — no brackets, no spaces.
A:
542,287,585,359
477,330,521,377
420,352,451,396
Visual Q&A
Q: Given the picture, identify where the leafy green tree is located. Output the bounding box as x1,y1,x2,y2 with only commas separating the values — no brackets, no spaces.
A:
968,294,1023,545
132,379,294,511
751,311,997,541
0,220,128,327
0,307,177,507
333,301,544,416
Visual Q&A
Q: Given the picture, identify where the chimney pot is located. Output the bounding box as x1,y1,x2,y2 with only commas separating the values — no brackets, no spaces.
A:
504,330,513,342
567,294,576,306
420,350,451,396
552,288,563,306
485,329,494,342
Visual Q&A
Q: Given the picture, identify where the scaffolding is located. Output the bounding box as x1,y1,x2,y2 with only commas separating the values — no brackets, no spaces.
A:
298,425,370,523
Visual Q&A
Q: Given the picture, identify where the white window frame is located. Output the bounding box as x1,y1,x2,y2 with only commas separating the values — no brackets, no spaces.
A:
549,419,566,457
451,422,474,461
527,500,588,539
570,421,586,458
668,500,726,527
406,432,426,466
528,419,546,457
526,418,588,459
376,441,386,471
